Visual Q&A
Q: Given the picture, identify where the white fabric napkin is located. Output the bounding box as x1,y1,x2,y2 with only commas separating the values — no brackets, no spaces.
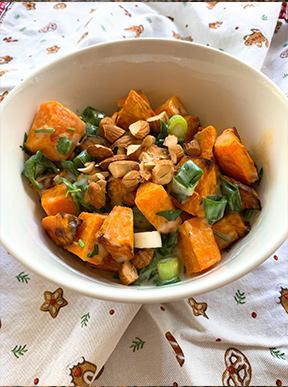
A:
0,2,287,386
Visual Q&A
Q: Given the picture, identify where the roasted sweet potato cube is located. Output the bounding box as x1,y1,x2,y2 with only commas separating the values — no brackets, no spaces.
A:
26,101,85,161
155,96,187,117
135,182,176,231
179,218,221,274
194,125,217,160
98,206,134,262
93,255,121,272
66,212,108,264
132,249,154,269
116,90,155,129
119,261,139,285
42,212,82,247
214,128,258,184
212,213,250,251
41,183,77,216
225,176,261,210
184,115,201,143
172,192,204,217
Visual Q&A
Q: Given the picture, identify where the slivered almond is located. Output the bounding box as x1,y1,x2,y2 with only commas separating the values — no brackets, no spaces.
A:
122,170,141,190
77,161,96,174
169,144,184,164
132,249,154,269
99,117,114,129
127,144,142,160
163,134,178,148
142,135,156,149
112,134,141,150
103,124,125,143
152,159,174,185
184,139,201,156
87,144,114,161
79,135,109,151
129,120,150,139
119,261,138,285
147,111,169,133
108,160,139,178
111,111,119,123
99,154,127,170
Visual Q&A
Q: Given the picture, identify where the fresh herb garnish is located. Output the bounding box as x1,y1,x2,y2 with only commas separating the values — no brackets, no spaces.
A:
85,122,100,137
204,195,227,224
61,160,80,179
242,209,255,222
22,150,59,190
156,209,182,221
158,232,178,257
87,244,99,257
221,176,242,212
56,136,73,155
67,127,76,132
34,128,55,134
133,207,154,232
156,119,169,146
81,106,105,126
171,160,203,202
78,239,85,248
134,252,158,284
73,150,92,168
213,230,231,242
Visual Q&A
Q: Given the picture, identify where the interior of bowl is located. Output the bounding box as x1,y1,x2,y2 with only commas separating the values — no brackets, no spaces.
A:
1,39,287,303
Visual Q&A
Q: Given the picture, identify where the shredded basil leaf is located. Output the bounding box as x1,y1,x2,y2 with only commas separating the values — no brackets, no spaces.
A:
221,176,242,212
134,252,158,285
22,150,59,190
156,119,168,146
61,160,80,179
213,230,231,242
85,122,100,137
87,244,99,257
204,195,227,225
56,136,72,155
73,150,92,168
156,209,182,221
81,106,105,127
158,232,178,257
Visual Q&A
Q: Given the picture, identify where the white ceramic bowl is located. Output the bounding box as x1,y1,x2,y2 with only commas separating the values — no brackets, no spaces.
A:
1,39,287,303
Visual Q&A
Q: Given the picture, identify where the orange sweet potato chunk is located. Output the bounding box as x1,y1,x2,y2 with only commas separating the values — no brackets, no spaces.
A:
172,192,204,217
41,184,77,216
93,255,121,272
212,213,250,251
179,218,221,275
42,212,81,247
116,90,154,129
184,114,201,143
66,212,107,263
155,96,187,117
214,128,258,184
26,101,85,161
194,125,217,160
135,182,176,231
225,176,261,210
98,206,134,262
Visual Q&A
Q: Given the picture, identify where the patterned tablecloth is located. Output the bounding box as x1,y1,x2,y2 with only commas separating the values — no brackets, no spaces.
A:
0,2,287,386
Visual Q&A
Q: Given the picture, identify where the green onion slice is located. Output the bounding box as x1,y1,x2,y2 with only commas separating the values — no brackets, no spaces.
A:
34,128,55,134
171,160,203,202
73,150,92,168
168,114,188,140
204,195,227,224
157,257,180,282
221,176,242,212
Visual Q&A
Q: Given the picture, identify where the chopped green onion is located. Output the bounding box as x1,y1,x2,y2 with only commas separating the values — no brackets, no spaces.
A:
221,176,242,212
157,257,179,282
204,195,227,224
61,160,80,179
168,114,188,140
156,119,169,146
87,244,99,257
34,128,55,134
133,207,154,232
73,150,92,168
158,232,178,257
85,122,100,137
156,209,182,221
56,136,73,155
213,230,231,242
134,253,158,285
67,127,76,132
81,106,105,126
242,209,255,222
78,239,85,248
171,160,203,202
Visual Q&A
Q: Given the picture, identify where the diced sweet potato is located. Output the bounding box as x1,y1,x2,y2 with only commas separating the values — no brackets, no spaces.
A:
225,176,261,210
26,101,85,161
119,261,139,285
155,96,187,117
194,125,217,160
135,182,176,231
179,218,221,274
172,192,204,217
184,115,201,143
116,90,155,129
214,128,258,184
42,212,82,247
41,183,77,216
98,206,134,262
66,212,107,263
132,249,154,269
212,213,250,250
93,255,121,272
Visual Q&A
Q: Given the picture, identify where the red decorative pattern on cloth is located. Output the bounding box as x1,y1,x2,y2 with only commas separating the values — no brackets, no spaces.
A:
0,2,9,18
279,2,288,21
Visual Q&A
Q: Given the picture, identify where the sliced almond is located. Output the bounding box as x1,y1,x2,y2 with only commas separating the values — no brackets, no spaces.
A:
122,170,141,190
79,135,109,151
112,134,141,150
147,111,169,133
129,120,150,139
84,180,107,209
111,111,119,123
184,139,201,156
99,154,127,170
132,249,154,269
139,165,152,181
127,144,142,160
134,231,162,249
142,135,156,149
87,144,114,161
163,134,178,148
152,159,174,185
108,160,139,178
99,117,114,129
77,161,96,174
169,144,184,164
102,124,125,143
119,261,138,285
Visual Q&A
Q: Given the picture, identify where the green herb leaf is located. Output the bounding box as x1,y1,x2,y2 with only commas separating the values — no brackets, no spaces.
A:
85,122,100,137
87,244,99,257
134,252,158,285
56,136,73,155
22,150,59,190
171,160,203,202
61,160,80,179
221,176,242,212
213,230,231,242
133,207,154,232
78,239,85,248
242,209,255,222
204,195,227,224
34,128,55,134
158,232,178,257
156,119,168,146
67,127,76,132
20,132,31,154
81,106,105,127
73,150,92,168
156,209,182,221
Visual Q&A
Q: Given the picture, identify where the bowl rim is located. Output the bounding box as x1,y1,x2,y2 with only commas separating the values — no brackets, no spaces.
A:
1,38,288,303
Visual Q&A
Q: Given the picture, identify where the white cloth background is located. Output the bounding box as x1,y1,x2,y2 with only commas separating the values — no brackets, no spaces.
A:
0,2,287,386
